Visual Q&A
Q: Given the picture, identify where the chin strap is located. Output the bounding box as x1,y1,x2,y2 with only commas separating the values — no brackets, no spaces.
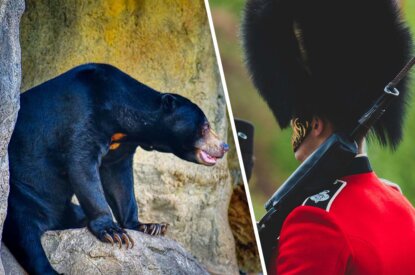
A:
291,117,312,152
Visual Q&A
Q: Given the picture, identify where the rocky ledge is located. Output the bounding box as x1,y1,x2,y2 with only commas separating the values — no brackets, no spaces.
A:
3,228,208,275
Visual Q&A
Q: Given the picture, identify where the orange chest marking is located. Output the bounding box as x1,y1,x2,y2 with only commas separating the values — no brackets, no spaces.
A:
109,143,121,150
110,133,126,150
111,133,126,142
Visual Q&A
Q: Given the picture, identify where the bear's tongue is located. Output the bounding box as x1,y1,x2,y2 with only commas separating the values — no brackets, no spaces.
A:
200,150,217,165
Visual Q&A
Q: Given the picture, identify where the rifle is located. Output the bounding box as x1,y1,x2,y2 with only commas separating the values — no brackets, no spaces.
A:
258,57,415,266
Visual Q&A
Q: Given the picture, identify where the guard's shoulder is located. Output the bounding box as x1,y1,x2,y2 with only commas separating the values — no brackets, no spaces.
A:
380,178,403,194
302,180,347,212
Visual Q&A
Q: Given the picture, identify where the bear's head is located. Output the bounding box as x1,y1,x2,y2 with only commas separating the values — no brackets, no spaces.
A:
142,93,229,166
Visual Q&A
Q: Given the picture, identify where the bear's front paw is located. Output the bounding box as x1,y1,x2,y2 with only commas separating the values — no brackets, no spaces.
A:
137,223,169,236
88,217,134,249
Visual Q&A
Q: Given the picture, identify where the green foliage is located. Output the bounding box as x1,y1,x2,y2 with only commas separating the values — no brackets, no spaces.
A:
209,0,245,17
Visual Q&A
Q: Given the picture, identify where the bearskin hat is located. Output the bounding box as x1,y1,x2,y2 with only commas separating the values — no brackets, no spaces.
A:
242,0,413,149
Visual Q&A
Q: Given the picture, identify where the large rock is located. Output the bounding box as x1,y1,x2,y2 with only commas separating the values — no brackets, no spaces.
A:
20,1,239,273
2,228,209,275
38,229,208,275
0,0,25,273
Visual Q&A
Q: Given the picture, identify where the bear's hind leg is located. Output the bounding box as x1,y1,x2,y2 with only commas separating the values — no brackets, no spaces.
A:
3,216,59,275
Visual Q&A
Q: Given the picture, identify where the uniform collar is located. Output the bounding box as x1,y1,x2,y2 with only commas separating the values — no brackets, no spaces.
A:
344,155,372,176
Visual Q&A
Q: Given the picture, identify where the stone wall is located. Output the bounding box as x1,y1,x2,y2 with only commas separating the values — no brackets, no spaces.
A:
0,0,24,273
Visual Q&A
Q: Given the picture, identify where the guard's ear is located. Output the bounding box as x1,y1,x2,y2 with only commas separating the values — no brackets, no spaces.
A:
312,116,334,139
311,117,324,137
161,94,177,111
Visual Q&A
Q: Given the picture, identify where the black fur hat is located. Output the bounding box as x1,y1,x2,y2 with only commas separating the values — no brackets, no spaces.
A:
242,0,413,149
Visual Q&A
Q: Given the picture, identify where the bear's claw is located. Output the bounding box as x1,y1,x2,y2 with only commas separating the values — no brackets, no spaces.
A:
103,233,114,245
114,234,122,249
100,229,134,249
122,233,134,249
138,223,168,236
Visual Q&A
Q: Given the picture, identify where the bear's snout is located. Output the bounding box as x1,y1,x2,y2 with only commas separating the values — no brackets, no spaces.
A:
195,128,229,166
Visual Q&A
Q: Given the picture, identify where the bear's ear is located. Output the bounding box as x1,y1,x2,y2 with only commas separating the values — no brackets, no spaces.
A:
161,94,177,111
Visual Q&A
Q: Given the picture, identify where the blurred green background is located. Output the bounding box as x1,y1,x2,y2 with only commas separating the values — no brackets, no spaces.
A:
209,0,415,218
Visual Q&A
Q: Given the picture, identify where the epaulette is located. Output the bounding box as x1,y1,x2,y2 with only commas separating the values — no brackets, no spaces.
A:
302,180,347,211
380,178,403,194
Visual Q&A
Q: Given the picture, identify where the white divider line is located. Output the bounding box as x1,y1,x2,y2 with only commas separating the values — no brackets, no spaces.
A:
202,1,268,274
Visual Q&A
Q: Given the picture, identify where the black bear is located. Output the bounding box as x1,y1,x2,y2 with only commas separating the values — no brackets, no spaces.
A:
4,63,229,275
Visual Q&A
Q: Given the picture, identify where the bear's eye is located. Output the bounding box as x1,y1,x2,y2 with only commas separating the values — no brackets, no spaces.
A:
201,124,210,136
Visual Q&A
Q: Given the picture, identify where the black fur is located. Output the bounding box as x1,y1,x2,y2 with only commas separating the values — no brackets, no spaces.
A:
4,63,227,274
243,0,413,149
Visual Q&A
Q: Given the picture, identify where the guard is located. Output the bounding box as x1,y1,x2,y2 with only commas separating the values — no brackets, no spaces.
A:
242,0,415,273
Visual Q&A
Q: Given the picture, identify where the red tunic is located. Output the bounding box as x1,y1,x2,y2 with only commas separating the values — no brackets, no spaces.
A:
269,157,415,274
